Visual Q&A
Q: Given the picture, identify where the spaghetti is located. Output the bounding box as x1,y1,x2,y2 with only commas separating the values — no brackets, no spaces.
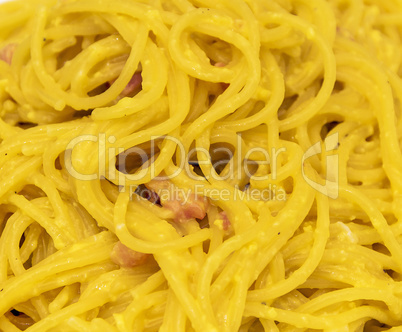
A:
0,0,402,330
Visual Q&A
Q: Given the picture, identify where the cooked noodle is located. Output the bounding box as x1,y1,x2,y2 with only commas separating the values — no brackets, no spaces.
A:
1,0,402,330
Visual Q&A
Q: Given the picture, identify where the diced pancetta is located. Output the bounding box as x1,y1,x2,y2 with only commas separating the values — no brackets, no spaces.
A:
0,43,17,65
120,72,142,97
110,241,149,268
110,72,142,99
214,62,226,68
145,179,209,223
219,211,231,231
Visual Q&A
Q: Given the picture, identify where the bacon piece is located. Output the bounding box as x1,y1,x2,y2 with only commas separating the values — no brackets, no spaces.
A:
110,72,142,99
163,194,207,221
108,72,142,99
110,241,149,268
219,211,231,231
120,72,142,97
145,179,209,223
0,43,17,65
214,211,231,231
214,62,226,68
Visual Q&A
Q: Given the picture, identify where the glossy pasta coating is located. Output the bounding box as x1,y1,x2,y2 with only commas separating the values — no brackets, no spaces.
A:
0,0,402,331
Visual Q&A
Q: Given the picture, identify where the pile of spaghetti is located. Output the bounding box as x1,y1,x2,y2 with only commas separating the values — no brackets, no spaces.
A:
1,0,402,330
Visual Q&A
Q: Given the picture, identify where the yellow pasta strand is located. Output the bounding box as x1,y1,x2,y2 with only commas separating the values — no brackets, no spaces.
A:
0,0,402,331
